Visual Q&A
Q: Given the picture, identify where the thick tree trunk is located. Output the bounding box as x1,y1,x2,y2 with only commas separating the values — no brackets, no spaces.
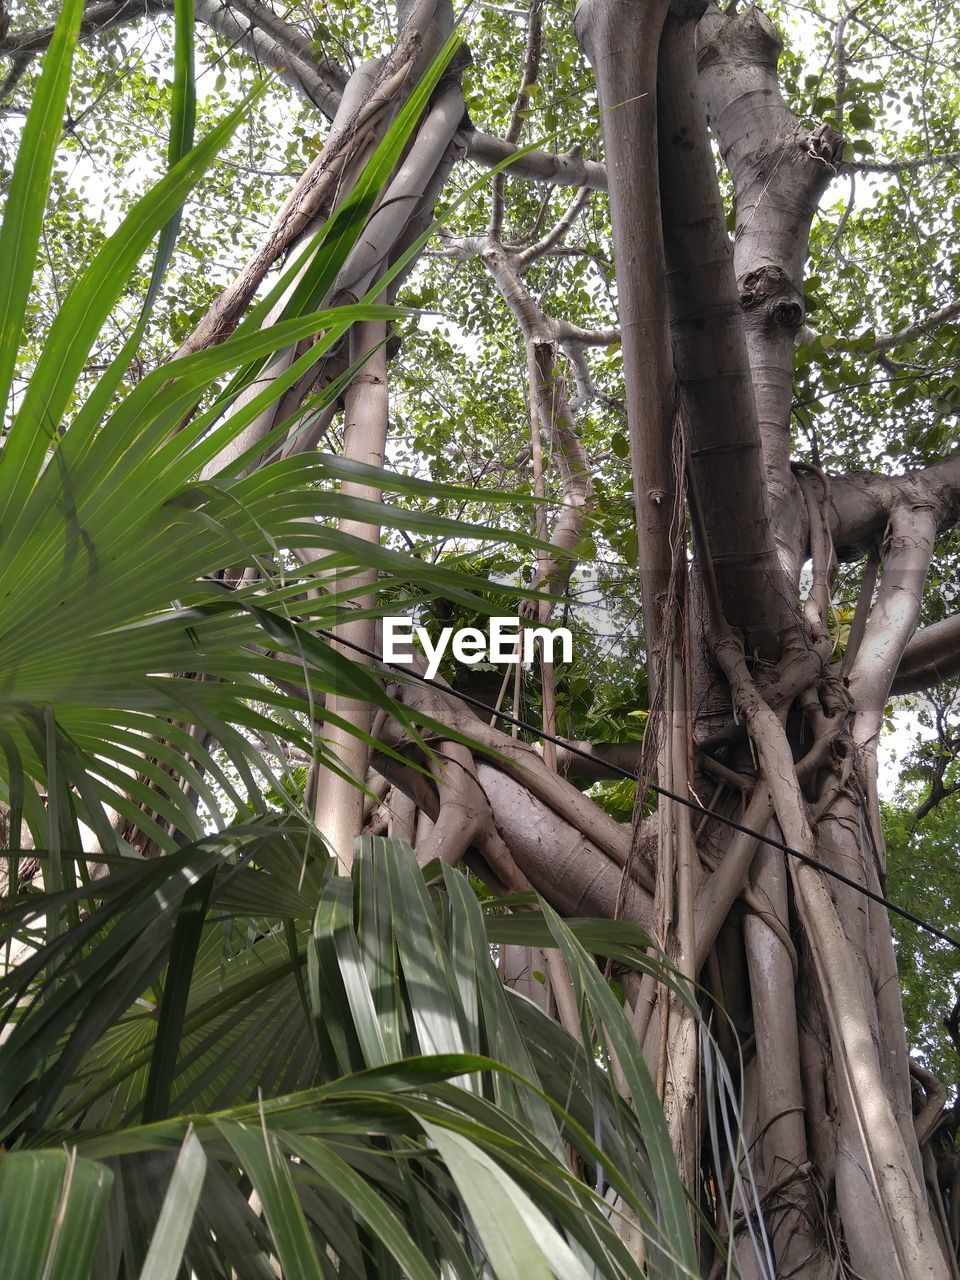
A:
574,0,677,684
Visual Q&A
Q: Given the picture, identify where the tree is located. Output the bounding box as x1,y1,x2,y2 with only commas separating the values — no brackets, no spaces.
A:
2,0,960,1276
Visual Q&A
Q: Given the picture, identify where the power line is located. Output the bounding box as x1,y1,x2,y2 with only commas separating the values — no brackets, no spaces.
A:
316,627,960,952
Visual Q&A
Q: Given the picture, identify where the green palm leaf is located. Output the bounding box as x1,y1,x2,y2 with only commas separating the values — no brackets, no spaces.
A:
0,0,85,423
0,835,718,1277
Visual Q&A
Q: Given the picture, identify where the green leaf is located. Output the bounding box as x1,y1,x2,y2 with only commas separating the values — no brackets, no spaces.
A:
420,1120,591,1280
142,869,217,1123
0,0,85,423
281,1131,437,1280
0,79,268,527
78,0,198,428
0,1150,113,1280
540,905,699,1277
216,1118,327,1280
136,1130,207,1280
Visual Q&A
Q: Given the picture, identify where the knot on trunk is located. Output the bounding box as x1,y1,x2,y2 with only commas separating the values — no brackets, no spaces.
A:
696,3,782,75
803,122,845,170
738,265,804,332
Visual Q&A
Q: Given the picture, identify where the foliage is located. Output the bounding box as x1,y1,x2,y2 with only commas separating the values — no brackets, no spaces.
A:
2,0,960,1273
884,686,960,1080
0,5,559,856
0,833,729,1279
0,12,724,1278
885,791,960,1081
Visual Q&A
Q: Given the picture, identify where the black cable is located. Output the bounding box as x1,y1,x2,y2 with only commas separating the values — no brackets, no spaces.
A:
316,626,960,952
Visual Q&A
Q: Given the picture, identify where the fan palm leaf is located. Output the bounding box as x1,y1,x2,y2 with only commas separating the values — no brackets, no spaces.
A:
1,834,709,1279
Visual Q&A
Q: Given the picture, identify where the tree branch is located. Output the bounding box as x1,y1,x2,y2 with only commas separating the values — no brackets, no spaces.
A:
462,129,607,190
713,625,947,1278
489,0,544,238
176,45,417,360
697,2,845,577
311,322,389,870
576,0,677,681
1,0,346,117
848,149,960,176
0,0,168,56
658,11,795,655
829,449,960,560
869,299,960,355
192,0,343,117
3,0,614,204
848,503,939,740
893,614,960,696
515,184,590,267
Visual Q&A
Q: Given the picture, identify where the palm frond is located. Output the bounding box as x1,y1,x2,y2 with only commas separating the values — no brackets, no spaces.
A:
1,835,712,1279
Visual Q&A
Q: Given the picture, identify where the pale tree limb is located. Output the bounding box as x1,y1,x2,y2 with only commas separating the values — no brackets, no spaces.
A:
0,0,614,196
311,322,389,870
474,763,653,926
500,944,551,1009
437,195,598,769
159,0,456,498
911,1060,949,1150
370,691,656,923
177,47,417,360
549,739,647,782
248,87,463,472
575,0,677,683
192,0,343,116
371,682,531,886
658,641,700,1194
525,340,593,599
806,295,960,404
803,506,942,1201
697,3,845,580
396,671,651,881
412,740,534,891
333,79,465,302
693,784,772,969
829,448,960,559
386,785,417,842
849,150,960,176
0,0,168,56
741,833,816,1271
869,300,960,354
849,504,942,751
525,340,558,771
462,130,607,189
195,18,462,478
658,11,794,657
515,184,591,267
0,0,346,115
489,0,544,238
844,507,941,1129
